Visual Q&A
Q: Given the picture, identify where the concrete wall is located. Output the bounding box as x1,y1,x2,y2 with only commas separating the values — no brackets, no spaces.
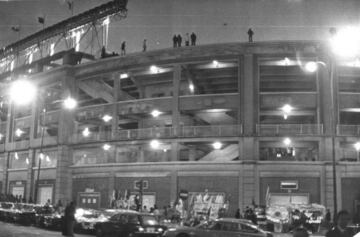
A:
341,177,360,218
1,0,360,52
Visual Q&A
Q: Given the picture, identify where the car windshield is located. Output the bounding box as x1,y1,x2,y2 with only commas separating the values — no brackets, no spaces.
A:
141,215,159,225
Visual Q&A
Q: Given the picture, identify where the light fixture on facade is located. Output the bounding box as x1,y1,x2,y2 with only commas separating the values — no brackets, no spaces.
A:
283,137,292,146
82,127,90,137
354,142,360,151
150,140,160,149
102,114,113,122
26,158,29,165
283,57,290,66
15,128,24,137
9,79,37,105
281,104,293,120
150,65,160,74
14,152,19,160
212,60,219,68
120,73,129,79
212,141,223,150
63,96,77,109
304,61,318,73
189,83,195,92
151,110,162,117
46,155,50,162
103,144,111,151
0,133,3,140
39,153,45,160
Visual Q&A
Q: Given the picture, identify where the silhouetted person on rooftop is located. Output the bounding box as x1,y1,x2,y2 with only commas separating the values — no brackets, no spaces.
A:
248,28,254,42
172,34,178,48
121,41,126,55
177,34,182,47
191,32,197,46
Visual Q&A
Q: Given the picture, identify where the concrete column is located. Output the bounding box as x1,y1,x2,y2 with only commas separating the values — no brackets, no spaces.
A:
55,73,77,204
172,65,181,134
29,98,39,142
108,171,115,208
2,152,10,194
55,145,72,203
242,54,256,135
170,171,178,206
171,142,179,162
5,104,14,144
112,77,120,139
26,149,35,202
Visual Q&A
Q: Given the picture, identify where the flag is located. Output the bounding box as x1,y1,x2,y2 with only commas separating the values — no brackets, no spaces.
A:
11,26,20,32
265,185,270,206
38,17,45,24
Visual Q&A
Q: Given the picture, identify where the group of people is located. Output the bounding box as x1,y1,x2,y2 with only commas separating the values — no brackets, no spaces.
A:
0,193,30,203
172,32,197,48
234,206,258,224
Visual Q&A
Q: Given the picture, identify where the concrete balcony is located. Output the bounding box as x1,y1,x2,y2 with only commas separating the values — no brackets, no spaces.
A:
256,124,323,136
337,125,360,136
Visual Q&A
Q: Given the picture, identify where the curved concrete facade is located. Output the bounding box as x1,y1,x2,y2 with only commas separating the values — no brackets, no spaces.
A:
1,40,360,218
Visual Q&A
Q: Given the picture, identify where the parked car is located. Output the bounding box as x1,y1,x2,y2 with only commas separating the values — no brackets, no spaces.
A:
94,210,167,237
163,218,272,237
43,211,62,230
34,205,57,228
74,208,103,233
0,202,15,222
12,203,37,225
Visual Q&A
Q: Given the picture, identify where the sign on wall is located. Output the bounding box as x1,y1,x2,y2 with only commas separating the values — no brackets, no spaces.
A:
78,192,101,209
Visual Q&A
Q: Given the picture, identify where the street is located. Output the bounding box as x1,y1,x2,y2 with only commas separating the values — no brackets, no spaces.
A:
0,221,325,237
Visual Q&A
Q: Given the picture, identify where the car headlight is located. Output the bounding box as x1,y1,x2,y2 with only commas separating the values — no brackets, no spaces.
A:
157,228,163,232
168,228,176,231
138,227,144,232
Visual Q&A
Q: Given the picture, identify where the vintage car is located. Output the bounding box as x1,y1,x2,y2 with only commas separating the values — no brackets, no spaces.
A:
0,202,15,222
12,203,37,225
74,208,104,233
34,205,57,228
94,210,167,237
163,218,272,237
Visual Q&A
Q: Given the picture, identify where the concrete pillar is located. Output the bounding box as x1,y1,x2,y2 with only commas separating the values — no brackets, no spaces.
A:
5,104,14,144
170,171,178,206
172,65,181,134
26,149,35,202
112,76,120,139
108,171,115,208
242,54,256,135
55,145,72,203
55,73,77,204
171,142,179,162
2,152,10,194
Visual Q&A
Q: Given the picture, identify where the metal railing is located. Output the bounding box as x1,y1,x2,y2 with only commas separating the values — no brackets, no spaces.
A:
177,125,242,138
337,125,360,136
256,124,323,136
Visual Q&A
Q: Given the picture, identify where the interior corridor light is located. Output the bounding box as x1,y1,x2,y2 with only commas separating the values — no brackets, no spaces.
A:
63,96,77,109
103,144,111,151
0,133,3,140
305,61,318,73
82,127,90,137
39,153,45,160
281,104,293,114
354,142,360,151
150,65,160,74
151,110,162,117
9,79,37,105
102,114,113,122
212,141,223,150
150,140,160,149
14,152,19,160
283,137,292,146
46,155,50,162
26,158,29,165
189,83,195,92
330,26,360,58
212,60,219,68
120,73,129,79
15,128,24,137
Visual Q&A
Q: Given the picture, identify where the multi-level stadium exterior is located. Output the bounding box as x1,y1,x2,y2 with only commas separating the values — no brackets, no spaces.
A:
1,39,360,218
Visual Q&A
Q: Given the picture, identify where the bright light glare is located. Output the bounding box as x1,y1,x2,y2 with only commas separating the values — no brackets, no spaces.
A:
150,140,160,149
63,97,77,109
14,152,19,160
0,133,3,140
189,83,194,92
281,104,293,114
15,128,24,137
212,141,222,150
212,60,219,67
150,65,159,74
330,27,360,58
26,158,29,165
102,114,113,122
39,153,45,160
9,80,37,105
283,137,292,146
103,144,111,151
120,73,128,79
82,127,90,137
305,61,318,73
46,155,50,162
354,142,360,151
151,110,162,117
